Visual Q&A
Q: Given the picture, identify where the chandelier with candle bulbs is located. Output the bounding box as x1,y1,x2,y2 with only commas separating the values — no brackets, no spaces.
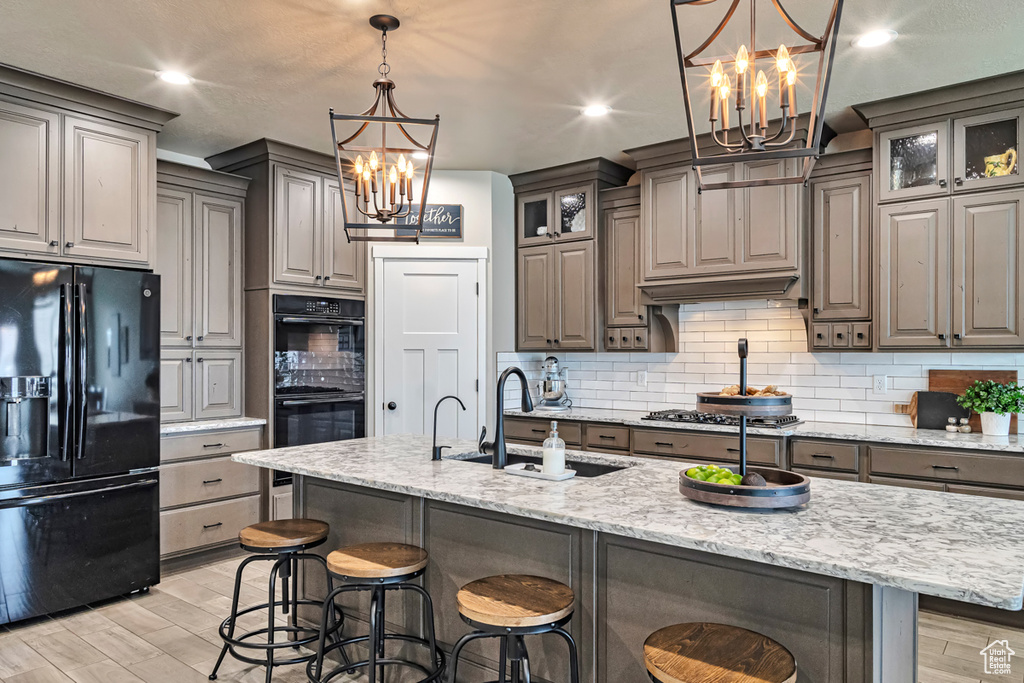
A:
670,0,844,191
330,14,439,242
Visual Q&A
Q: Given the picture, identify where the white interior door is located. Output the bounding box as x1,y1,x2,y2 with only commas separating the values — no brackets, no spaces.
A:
379,258,481,440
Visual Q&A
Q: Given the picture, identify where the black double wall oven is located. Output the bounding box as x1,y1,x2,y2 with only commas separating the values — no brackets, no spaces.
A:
273,295,366,485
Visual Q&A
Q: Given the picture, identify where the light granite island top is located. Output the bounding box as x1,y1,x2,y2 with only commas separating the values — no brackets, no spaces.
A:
234,434,1024,610
505,407,1024,453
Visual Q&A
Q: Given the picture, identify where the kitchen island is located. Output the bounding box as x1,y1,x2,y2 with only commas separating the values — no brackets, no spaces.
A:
235,435,1024,682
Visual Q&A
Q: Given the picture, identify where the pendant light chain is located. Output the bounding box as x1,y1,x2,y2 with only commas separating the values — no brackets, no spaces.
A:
378,29,390,77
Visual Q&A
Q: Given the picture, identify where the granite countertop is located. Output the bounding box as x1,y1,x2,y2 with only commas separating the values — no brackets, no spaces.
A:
234,434,1024,610
506,407,1024,453
161,417,267,435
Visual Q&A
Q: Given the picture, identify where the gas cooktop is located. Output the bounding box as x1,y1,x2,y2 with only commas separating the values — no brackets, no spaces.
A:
642,409,802,429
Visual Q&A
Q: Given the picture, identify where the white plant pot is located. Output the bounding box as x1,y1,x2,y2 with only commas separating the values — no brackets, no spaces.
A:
981,412,1012,436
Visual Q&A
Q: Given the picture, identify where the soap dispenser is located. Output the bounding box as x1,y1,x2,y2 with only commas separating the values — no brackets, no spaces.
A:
542,421,566,475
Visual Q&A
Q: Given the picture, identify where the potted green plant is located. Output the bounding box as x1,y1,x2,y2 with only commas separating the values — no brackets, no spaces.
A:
956,380,1024,436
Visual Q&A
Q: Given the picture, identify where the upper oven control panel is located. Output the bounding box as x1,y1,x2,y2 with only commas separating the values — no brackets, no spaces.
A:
273,294,366,318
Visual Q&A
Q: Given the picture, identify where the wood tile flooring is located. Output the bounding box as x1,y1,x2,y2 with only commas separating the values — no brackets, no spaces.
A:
0,555,1020,682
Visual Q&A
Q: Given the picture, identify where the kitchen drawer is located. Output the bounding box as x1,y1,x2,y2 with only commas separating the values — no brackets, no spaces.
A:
160,427,262,463
160,494,260,556
811,324,830,348
792,467,859,482
791,440,860,472
946,483,1024,502
503,417,582,446
604,330,620,350
616,330,634,350
632,327,649,350
867,475,945,491
869,446,1024,488
160,456,260,509
632,429,781,467
852,323,871,348
585,424,630,451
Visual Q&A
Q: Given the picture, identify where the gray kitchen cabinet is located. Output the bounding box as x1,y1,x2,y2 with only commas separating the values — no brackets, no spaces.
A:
952,108,1024,194
951,189,1024,347
0,99,60,256
641,165,694,281
604,206,643,326
553,240,596,349
516,184,595,247
877,121,951,203
273,164,321,287
693,165,737,272
877,199,950,348
739,159,800,271
194,194,243,347
812,173,871,321
517,245,555,350
160,350,194,423
207,140,367,296
323,179,366,292
517,190,555,247
63,115,152,264
155,188,193,347
196,350,243,420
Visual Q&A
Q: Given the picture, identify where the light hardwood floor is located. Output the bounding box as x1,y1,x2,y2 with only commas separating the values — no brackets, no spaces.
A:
0,555,1020,682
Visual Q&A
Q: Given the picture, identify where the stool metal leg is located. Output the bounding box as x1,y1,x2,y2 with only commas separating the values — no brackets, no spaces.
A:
377,586,387,682
401,584,442,672
551,627,580,683
448,631,493,683
209,554,265,680
266,557,286,683
498,636,508,683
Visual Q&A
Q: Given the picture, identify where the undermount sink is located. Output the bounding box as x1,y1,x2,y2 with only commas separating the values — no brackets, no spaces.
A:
454,453,626,478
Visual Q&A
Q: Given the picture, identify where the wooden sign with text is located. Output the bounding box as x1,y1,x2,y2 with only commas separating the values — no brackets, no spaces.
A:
396,204,463,238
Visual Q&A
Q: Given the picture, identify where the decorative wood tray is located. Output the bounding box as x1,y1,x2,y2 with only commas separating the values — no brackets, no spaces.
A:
695,392,793,417
679,466,810,509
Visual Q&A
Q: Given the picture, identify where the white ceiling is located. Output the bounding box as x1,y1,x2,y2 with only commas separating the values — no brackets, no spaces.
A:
1,0,1022,175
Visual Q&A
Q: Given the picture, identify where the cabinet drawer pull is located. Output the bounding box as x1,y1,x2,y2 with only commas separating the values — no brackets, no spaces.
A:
726,448,740,453
931,464,959,471
636,336,642,342
202,478,224,485
654,441,675,447
811,454,835,460
203,443,225,449
531,428,546,434
598,434,615,439
203,522,223,530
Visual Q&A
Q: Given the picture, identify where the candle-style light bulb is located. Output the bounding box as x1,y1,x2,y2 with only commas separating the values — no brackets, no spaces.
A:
755,70,768,98
735,45,749,74
398,154,407,174
710,60,724,88
406,164,415,203
355,155,364,175
369,151,378,171
776,45,791,73
389,165,398,205
720,74,731,137
755,71,768,130
787,61,797,114
362,168,371,202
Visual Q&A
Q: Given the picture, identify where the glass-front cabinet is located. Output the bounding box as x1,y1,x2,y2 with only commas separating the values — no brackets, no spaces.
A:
516,184,594,246
953,108,1022,192
879,121,949,202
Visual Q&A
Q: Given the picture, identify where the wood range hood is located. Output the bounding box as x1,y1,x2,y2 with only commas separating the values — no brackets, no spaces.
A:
640,272,801,304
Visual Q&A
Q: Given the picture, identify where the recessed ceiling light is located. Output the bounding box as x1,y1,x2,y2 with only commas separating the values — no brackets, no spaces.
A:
852,29,898,48
581,104,611,117
156,70,193,85
411,151,430,160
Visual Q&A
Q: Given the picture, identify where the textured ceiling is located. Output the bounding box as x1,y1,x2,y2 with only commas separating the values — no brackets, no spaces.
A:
0,0,1021,174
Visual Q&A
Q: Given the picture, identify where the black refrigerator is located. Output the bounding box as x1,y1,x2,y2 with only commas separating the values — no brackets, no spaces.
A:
0,259,161,625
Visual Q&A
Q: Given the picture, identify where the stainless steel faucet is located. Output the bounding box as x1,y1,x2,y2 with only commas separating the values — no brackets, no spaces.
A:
478,366,534,469
432,394,466,461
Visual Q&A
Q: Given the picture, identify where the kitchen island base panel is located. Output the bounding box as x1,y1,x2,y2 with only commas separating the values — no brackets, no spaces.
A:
294,475,893,682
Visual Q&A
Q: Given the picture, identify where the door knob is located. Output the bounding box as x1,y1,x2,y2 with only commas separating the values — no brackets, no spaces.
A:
387,401,397,410
196,336,204,342
49,240,59,247
938,333,947,340
954,333,962,340
186,336,193,341
65,242,75,248
638,314,644,321
553,339,559,344
324,276,331,281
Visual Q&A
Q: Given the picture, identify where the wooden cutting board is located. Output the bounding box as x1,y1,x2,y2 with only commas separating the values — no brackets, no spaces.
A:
928,369,1018,432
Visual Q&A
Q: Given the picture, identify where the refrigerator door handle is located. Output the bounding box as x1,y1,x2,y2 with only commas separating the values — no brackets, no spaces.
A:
0,478,158,510
75,283,87,460
60,283,74,461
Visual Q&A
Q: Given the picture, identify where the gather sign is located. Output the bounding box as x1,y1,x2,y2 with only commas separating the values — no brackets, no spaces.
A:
396,204,463,238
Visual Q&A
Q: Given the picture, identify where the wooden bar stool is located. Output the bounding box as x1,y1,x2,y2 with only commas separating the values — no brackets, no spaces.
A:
308,542,445,683
449,574,580,683
209,519,340,683
644,623,797,683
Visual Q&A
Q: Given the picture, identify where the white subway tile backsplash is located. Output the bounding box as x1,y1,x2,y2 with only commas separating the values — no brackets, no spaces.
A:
499,299,1021,424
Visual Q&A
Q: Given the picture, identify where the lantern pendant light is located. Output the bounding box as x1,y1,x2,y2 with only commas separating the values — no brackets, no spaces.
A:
670,0,844,191
330,14,440,242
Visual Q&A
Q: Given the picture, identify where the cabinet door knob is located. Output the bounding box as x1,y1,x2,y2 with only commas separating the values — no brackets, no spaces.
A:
609,336,614,342
196,335,204,342
185,336,193,341
197,357,204,363
954,177,964,186
638,314,644,320
938,333,947,340
324,276,331,281
816,333,823,339
813,307,820,314
953,333,962,340
553,339,559,344
185,357,192,363
622,336,628,342
49,240,59,247
315,275,322,281
938,179,948,188
836,333,844,339
546,339,552,345
636,336,642,342
65,242,75,248
857,332,865,339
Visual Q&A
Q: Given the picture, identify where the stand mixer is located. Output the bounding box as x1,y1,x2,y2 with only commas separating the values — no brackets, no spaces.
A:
535,356,571,412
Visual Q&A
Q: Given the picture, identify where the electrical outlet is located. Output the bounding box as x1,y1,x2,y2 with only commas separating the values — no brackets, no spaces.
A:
637,370,648,388
873,375,888,394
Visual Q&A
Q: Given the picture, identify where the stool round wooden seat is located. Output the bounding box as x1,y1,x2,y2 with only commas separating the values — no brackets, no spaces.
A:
450,574,580,683
238,518,329,551
457,574,575,628
644,623,797,683
326,542,429,579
